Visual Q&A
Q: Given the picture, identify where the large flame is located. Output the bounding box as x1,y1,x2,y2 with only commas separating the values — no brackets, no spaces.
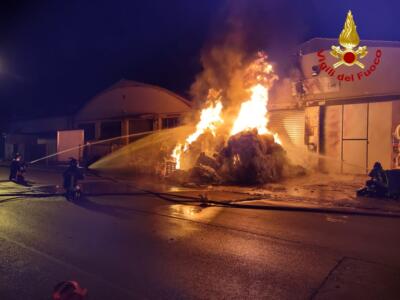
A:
172,101,223,169
171,52,281,170
230,54,280,144
230,83,280,144
171,143,183,169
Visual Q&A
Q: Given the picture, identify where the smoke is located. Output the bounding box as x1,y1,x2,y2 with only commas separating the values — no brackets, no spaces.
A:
190,34,246,102
190,0,313,108
166,0,314,184
189,6,247,110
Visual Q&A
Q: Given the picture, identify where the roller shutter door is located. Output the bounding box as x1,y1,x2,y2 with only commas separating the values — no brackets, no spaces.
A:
268,109,305,147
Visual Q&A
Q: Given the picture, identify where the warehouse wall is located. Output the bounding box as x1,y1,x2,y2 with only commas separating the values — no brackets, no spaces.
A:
300,42,400,101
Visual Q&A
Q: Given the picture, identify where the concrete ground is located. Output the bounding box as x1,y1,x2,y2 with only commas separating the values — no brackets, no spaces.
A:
0,165,400,299
211,173,400,215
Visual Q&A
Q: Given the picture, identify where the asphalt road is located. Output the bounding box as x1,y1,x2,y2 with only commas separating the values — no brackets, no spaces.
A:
0,167,400,299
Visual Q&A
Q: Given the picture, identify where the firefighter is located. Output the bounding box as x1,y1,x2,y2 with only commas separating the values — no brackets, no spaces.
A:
358,161,389,197
9,153,22,181
366,161,388,196
63,158,84,198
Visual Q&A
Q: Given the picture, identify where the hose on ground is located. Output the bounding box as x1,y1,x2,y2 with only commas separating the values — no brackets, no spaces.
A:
1,172,400,218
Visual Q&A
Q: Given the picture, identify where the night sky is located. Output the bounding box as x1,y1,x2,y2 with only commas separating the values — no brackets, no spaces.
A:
0,0,399,121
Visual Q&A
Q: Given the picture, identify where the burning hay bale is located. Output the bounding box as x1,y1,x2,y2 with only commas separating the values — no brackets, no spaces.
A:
218,130,286,184
188,152,222,184
167,130,288,185
166,169,190,185
189,164,222,184
166,52,306,186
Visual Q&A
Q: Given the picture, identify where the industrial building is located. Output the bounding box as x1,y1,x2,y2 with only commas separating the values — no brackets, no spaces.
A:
3,79,191,163
268,38,400,174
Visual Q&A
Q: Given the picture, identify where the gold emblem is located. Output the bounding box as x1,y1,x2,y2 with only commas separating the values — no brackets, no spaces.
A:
330,10,368,68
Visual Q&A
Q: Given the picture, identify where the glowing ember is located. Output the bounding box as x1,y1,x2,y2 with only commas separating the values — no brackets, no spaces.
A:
172,101,223,169
272,132,282,145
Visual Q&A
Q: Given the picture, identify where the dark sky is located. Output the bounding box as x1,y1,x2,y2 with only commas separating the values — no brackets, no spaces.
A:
0,0,399,120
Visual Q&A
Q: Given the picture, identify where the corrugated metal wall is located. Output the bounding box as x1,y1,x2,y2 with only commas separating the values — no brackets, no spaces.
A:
268,109,305,147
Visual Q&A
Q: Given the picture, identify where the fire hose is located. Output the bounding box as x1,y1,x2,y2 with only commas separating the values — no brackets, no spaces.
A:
1,189,399,218
1,173,400,218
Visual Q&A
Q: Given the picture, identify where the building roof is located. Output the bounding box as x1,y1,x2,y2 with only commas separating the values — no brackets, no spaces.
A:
101,79,192,107
299,37,400,55
75,79,192,122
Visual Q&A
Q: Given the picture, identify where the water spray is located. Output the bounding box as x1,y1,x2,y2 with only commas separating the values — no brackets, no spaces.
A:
28,129,159,165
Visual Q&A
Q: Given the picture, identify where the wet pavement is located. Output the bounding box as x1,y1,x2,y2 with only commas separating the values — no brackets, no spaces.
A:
82,170,400,215
3,162,400,214
1,166,400,299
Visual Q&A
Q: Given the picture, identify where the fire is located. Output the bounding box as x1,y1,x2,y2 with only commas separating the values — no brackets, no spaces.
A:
229,52,280,143
171,52,281,170
172,101,223,169
230,83,280,145
171,143,183,169
183,101,223,151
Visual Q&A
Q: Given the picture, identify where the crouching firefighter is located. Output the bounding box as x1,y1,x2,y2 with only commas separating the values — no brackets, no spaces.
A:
63,158,84,200
357,161,388,197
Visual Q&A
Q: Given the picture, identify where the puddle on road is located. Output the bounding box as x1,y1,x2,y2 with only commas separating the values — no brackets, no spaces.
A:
152,204,223,242
169,204,222,222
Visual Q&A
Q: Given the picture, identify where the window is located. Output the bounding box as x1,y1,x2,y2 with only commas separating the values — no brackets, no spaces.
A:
129,119,153,134
100,121,121,139
78,123,95,141
128,119,153,142
162,117,179,129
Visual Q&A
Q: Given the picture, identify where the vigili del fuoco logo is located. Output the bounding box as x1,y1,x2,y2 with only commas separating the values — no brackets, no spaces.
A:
316,10,382,82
